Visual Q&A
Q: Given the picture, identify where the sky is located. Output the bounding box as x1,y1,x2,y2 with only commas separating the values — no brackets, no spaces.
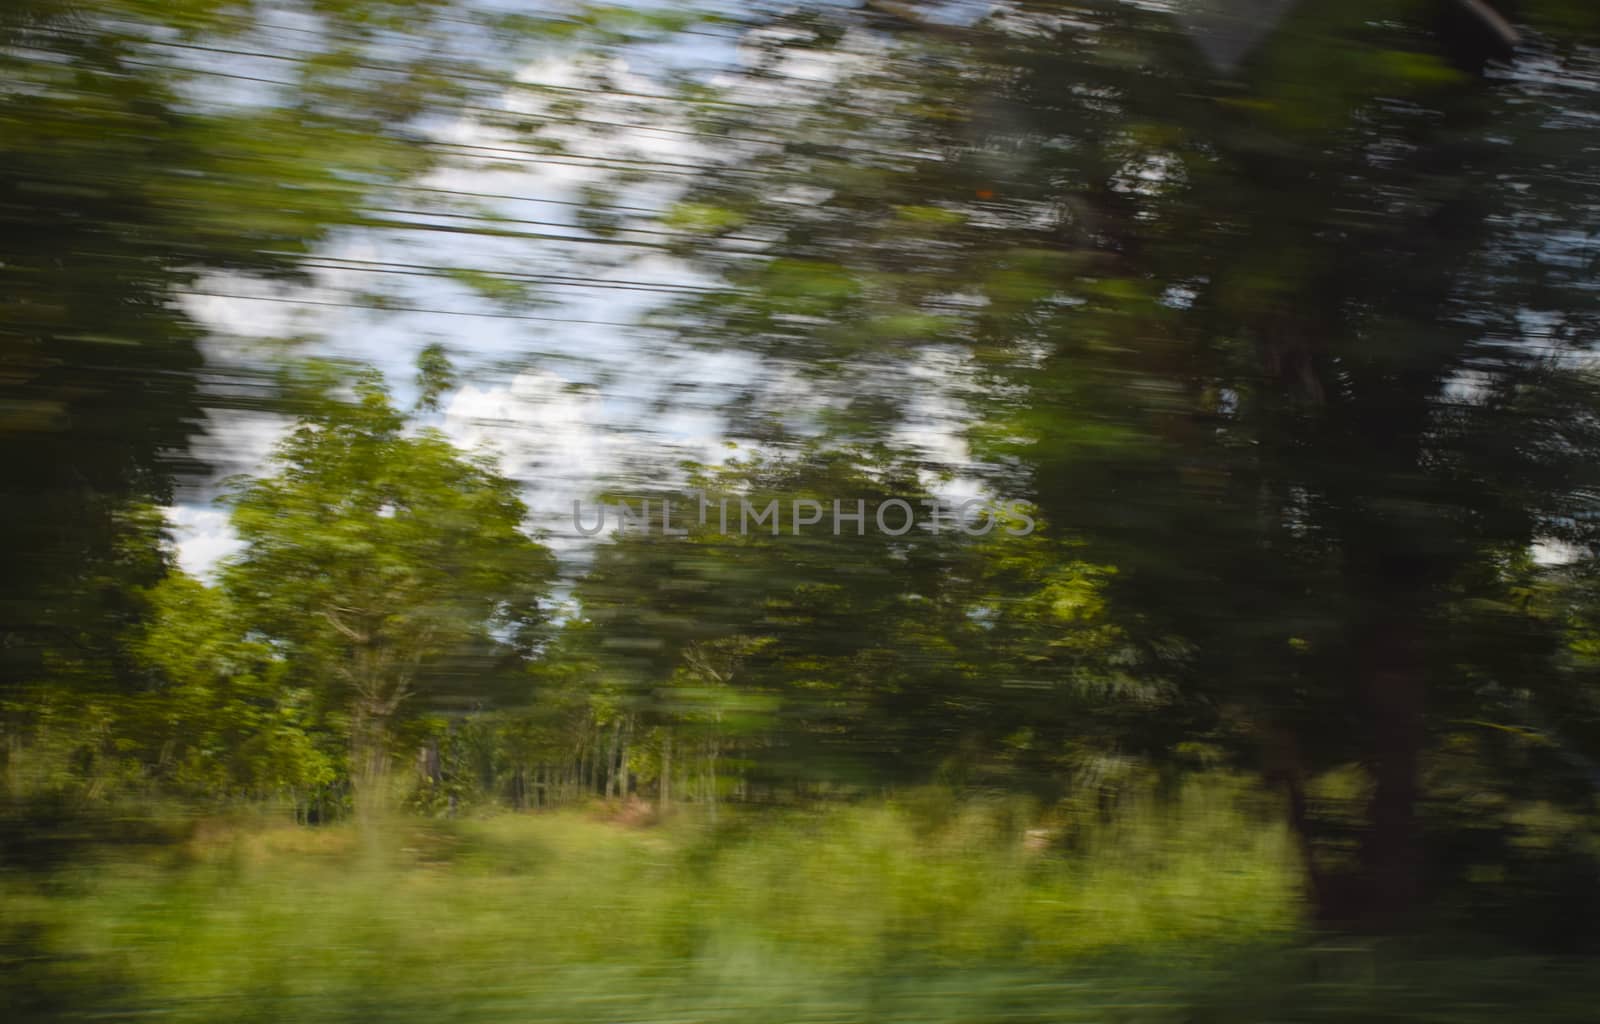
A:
167,0,1494,580
165,4,985,580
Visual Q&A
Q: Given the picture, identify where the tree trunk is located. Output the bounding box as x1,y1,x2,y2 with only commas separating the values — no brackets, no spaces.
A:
618,716,631,799
1360,618,1425,928
660,726,672,812
1268,728,1345,924
1298,608,1428,930
418,740,441,788
706,738,718,824
351,706,393,823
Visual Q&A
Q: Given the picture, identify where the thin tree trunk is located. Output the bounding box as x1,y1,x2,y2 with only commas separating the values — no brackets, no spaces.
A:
619,715,632,799
660,726,672,812
706,738,718,824
606,718,622,799
418,740,441,788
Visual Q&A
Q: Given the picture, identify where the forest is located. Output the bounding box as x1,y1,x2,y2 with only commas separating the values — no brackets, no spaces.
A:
7,1,1600,1020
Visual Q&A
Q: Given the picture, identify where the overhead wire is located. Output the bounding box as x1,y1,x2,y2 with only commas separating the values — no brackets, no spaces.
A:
175,288,675,328
293,254,723,297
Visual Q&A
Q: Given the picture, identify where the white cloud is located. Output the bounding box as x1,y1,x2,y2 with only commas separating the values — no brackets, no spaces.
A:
164,504,242,581
442,366,734,554
178,409,292,496
445,370,620,489
890,346,994,507
721,25,887,96
1533,538,1586,567
170,47,782,572
180,274,308,338
444,371,630,557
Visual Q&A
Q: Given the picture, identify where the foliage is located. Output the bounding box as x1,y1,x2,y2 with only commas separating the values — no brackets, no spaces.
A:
217,367,555,806
9,0,1600,993
1,788,1307,1023
645,0,1600,927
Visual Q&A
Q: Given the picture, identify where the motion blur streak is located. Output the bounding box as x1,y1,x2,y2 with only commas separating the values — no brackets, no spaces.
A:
7,2,1600,1021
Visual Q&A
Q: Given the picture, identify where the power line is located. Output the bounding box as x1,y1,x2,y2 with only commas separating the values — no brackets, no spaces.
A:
126,31,779,142
122,28,773,112
423,138,741,177
176,288,678,329
119,55,777,182
362,204,760,243
347,211,678,251
295,255,722,297
392,182,665,216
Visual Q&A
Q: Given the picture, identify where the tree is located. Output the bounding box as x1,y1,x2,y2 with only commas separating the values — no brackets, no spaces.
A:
646,0,1600,927
566,442,1112,808
0,0,556,779
132,574,337,811
221,364,555,813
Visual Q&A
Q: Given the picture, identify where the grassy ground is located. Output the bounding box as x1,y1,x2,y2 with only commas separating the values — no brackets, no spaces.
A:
2,783,1597,1022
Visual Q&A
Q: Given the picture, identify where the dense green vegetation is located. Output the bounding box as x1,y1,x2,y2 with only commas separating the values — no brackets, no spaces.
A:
8,797,1600,1023
8,1,1600,1020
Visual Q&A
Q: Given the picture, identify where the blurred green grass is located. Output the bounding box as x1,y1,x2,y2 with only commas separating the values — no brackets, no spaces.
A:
3,782,1596,1022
